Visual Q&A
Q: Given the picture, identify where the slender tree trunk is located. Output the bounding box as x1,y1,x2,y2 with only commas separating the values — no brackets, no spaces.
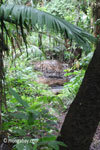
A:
0,33,6,135
57,41,100,150
38,33,46,58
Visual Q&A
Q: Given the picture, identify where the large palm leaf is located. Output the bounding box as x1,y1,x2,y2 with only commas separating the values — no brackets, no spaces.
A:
0,4,96,46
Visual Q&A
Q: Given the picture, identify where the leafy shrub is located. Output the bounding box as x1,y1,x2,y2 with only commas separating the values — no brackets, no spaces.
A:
4,48,67,150
3,88,66,150
58,69,85,109
80,52,94,69
58,51,94,108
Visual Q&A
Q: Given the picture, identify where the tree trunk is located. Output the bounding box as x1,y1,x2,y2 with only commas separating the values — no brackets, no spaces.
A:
57,41,100,150
0,1,3,132
0,33,6,134
0,49,3,131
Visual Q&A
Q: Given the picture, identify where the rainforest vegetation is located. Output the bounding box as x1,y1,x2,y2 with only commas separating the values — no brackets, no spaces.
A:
0,0,100,150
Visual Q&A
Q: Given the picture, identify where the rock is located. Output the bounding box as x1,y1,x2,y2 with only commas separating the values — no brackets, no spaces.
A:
34,60,68,78
34,60,69,88
37,77,69,86
50,86,64,94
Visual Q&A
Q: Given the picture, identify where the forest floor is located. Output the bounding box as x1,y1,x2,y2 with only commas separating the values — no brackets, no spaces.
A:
90,125,100,150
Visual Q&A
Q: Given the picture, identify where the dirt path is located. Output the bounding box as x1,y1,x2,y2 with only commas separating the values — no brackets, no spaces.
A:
90,125,100,150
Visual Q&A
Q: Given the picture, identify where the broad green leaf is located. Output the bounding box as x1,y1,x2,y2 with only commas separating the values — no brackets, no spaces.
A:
10,112,28,120
9,88,29,108
15,143,25,150
0,4,96,47
56,141,67,147
39,135,56,142
15,143,33,150
48,141,67,150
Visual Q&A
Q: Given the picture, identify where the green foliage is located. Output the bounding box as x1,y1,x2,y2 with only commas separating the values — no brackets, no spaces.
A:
46,0,92,30
46,0,69,18
9,88,29,108
0,4,96,49
80,51,94,69
4,88,63,150
33,136,66,150
3,50,67,150
58,69,85,108
58,50,93,107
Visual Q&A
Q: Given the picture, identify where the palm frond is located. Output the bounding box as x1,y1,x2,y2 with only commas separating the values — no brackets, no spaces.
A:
0,4,96,46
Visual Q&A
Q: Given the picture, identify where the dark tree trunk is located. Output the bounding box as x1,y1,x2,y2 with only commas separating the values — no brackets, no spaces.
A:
0,49,3,130
0,37,4,132
0,33,8,134
57,41,100,150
